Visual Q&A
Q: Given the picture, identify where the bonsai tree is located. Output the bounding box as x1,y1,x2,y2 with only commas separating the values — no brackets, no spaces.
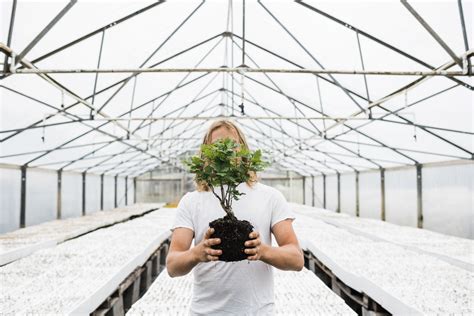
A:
183,138,269,261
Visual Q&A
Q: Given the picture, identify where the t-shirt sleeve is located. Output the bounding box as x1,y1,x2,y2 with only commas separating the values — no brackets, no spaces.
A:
271,189,296,229
170,192,195,233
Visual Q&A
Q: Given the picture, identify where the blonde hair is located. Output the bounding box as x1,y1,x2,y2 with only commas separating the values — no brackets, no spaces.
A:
195,119,258,192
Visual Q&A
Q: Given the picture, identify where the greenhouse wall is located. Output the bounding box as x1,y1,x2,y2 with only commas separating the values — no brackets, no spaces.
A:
303,161,473,239
0,164,131,234
0,166,21,233
359,171,382,220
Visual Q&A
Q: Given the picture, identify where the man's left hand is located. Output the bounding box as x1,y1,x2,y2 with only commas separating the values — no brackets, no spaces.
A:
244,231,266,261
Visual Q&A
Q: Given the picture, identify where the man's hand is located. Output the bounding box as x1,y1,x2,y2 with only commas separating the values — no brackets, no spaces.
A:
192,227,222,262
244,231,267,261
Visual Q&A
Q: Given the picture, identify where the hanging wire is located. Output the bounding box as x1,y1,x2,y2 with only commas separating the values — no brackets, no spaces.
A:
41,114,46,143
413,114,418,142
230,0,235,116
128,76,138,140
357,133,360,155
146,99,155,151
315,76,326,138
239,0,246,115
60,89,64,108
356,30,372,118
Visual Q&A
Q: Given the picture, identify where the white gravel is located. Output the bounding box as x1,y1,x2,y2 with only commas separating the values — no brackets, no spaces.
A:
127,267,356,315
291,203,474,271
0,203,164,265
293,213,474,315
0,208,174,315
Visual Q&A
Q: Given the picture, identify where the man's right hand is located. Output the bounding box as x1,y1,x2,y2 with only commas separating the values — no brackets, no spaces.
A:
193,227,222,262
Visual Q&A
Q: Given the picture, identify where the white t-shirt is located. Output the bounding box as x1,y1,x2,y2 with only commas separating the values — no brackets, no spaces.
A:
171,182,296,315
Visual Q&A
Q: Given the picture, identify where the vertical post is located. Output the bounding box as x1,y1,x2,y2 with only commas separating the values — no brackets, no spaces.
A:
381,168,386,221
180,173,186,198
57,169,62,220
125,176,128,206
20,165,27,228
336,172,341,213
355,171,360,217
82,172,86,216
416,164,423,228
311,175,315,207
100,174,104,210
302,176,306,205
114,175,118,208
323,174,326,209
133,177,137,204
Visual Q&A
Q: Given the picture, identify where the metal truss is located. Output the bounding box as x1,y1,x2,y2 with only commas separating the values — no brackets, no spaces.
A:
1,0,472,182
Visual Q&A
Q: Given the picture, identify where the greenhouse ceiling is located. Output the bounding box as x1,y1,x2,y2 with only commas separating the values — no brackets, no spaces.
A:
0,0,472,177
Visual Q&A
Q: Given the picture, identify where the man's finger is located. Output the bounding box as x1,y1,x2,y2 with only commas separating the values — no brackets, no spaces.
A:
207,255,219,261
245,248,257,255
249,231,259,239
205,228,214,239
244,239,261,247
206,248,222,256
207,238,221,246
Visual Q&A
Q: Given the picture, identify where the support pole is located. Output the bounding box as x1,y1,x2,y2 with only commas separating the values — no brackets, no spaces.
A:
302,176,306,205
336,173,341,213
20,165,26,228
100,174,104,210
125,175,128,206
133,177,137,204
311,175,315,207
416,164,423,228
381,168,386,221
323,174,326,209
114,175,118,208
82,171,86,216
57,169,62,219
355,171,360,217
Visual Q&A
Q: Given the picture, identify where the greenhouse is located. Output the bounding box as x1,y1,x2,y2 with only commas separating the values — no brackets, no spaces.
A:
0,0,472,315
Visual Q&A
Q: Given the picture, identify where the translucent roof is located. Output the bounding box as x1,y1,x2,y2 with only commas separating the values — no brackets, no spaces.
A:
0,0,472,177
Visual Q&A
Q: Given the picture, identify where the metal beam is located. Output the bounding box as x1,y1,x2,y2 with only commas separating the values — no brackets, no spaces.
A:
0,33,222,143
323,174,327,209
355,171,360,217
25,1,166,66
100,174,104,210
416,164,423,228
458,0,471,74
302,176,306,205
381,168,386,221
57,169,62,219
134,177,137,203
337,172,341,213
125,176,128,205
11,67,467,76
258,1,365,113
95,1,206,115
114,175,118,208
14,0,77,66
20,165,26,228
82,172,86,216
295,0,472,90
2,0,17,76
401,0,463,67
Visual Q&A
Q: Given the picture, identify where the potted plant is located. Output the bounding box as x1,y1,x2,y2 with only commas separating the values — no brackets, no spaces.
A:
183,138,269,262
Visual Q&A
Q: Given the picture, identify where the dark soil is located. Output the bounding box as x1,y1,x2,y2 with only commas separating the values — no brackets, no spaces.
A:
209,215,254,262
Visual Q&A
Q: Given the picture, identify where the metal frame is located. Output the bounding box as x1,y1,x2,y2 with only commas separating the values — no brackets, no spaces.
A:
0,1,472,224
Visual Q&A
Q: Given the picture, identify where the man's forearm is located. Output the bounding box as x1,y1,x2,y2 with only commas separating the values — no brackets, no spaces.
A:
260,244,304,271
167,247,199,277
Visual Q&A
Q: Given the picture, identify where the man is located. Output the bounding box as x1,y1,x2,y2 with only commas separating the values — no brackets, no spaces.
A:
167,119,304,315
